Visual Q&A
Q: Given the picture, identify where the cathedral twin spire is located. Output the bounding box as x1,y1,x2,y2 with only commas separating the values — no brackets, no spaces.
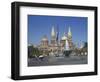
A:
51,26,72,40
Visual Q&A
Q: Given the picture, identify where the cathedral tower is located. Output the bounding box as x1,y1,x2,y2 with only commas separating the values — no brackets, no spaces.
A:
51,26,57,46
67,27,73,49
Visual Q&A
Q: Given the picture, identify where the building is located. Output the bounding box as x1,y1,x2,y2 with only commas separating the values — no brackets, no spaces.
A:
60,27,73,50
60,32,67,51
37,26,73,56
67,27,73,50
49,26,59,54
40,35,49,50
28,25,88,57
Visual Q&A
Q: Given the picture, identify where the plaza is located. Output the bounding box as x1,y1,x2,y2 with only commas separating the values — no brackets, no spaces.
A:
28,55,87,66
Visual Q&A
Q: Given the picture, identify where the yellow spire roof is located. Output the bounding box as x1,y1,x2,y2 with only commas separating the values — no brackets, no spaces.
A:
51,26,56,37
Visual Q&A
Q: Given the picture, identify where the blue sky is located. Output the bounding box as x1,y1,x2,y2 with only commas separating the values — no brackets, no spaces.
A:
28,15,87,45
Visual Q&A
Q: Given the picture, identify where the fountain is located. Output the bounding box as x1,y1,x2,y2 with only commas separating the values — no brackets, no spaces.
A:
63,39,72,57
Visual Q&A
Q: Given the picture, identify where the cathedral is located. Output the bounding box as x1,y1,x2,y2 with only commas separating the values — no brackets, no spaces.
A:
38,26,73,56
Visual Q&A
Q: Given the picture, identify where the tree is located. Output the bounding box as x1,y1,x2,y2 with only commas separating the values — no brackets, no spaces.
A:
28,45,34,58
83,42,88,48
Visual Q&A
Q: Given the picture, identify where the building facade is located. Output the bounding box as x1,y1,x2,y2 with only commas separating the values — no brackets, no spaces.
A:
38,26,73,56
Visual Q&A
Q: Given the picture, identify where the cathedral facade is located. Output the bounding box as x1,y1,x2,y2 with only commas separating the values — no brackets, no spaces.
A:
38,26,73,56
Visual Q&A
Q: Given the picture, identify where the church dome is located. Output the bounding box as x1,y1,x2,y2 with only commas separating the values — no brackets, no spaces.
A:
61,32,67,40
61,36,67,40
42,35,48,41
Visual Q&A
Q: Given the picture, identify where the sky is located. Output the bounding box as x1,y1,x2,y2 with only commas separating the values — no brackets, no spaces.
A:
28,15,87,45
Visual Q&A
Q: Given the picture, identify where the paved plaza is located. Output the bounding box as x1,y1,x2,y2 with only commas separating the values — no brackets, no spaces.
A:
28,55,87,66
